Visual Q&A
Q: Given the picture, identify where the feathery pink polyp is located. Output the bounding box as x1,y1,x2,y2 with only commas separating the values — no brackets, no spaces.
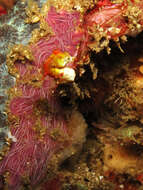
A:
31,7,83,67
0,76,70,189
0,7,84,188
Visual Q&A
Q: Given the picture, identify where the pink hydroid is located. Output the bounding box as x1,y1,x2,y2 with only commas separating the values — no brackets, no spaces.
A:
85,0,143,40
0,72,70,189
85,2,127,39
31,7,83,67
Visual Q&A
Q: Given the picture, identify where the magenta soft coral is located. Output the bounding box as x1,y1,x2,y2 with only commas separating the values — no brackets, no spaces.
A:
0,75,69,189
84,0,143,46
31,7,83,67
0,29,71,188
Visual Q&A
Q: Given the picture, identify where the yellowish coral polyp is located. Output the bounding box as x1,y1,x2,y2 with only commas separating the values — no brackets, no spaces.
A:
43,50,75,82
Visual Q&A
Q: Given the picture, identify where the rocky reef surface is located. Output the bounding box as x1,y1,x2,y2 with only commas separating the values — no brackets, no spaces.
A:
1,0,143,190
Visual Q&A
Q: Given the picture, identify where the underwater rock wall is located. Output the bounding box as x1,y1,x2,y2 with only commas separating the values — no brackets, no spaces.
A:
1,0,143,189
